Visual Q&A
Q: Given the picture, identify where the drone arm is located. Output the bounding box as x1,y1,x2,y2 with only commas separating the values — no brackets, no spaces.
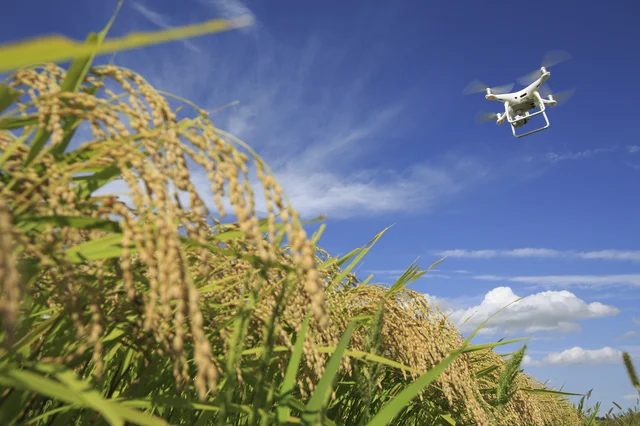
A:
497,102,509,125
534,91,556,107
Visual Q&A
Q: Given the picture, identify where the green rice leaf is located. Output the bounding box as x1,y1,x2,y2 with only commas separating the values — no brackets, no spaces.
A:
0,16,253,74
365,349,463,426
302,321,357,424
277,311,311,422
0,84,21,115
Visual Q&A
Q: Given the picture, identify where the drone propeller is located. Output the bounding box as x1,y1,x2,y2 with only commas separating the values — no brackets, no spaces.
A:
516,50,572,86
475,111,499,124
463,79,514,96
538,85,576,105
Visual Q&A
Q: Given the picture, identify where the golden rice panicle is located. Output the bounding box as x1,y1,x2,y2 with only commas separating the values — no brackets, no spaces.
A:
0,196,20,348
317,270,491,425
1,62,329,400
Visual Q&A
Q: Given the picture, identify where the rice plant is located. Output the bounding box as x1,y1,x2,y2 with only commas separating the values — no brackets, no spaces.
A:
0,4,605,425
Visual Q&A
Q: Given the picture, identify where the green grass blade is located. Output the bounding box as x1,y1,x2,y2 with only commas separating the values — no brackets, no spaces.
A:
460,338,529,353
74,165,123,198
277,311,311,423
0,16,253,74
365,350,462,426
0,84,21,115
302,321,357,425
332,226,392,285
65,234,128,263
0,115,38,130
521,388,585,397
17,215,121,233
59,1,123,94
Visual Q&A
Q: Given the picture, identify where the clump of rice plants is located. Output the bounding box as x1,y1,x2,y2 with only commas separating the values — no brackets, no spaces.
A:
0,6,595,425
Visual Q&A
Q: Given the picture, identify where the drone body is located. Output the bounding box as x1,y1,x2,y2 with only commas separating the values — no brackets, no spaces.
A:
464,50,575,139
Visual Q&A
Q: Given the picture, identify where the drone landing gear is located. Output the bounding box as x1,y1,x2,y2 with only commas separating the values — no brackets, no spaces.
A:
506,92,550,139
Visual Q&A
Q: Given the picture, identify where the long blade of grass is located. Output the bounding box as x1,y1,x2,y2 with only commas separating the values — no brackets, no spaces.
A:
277,311,311,423
521,388,584,397
302,321,357,425
0,16,253,74
364,350,462,426
332,226,392,285
0,84,21,115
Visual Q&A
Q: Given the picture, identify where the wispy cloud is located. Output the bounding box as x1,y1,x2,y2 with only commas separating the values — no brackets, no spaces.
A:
130,1,201,52
366,269,449,280
627,145,640,154
425,286,619,335
617,331,639,340
117,2,490,221
624,394,640,400
544,148,614,163
472,274,640,288
433,248,640,262
524,346,622,366
198,0,259,34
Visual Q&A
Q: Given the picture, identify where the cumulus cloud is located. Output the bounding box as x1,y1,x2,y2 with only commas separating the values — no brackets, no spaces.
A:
525,347,628,366
472,274,640,288
433,248,640,262
522,355,543,367
431,286,619,335
540,346,622,366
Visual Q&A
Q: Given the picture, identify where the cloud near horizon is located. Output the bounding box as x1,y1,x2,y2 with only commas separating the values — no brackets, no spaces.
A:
523,346,623,366
472,274,640,288
434,248,640,262
425,286,619,336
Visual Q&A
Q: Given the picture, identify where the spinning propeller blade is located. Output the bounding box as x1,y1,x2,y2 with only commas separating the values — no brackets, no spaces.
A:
463,79,514,95
516,50,572,86
475,111,499,124
538,85,576,105
541,50,572,68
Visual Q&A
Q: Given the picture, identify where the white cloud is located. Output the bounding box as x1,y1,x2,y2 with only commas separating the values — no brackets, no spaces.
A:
116,6,491,221
522,355,543,367
472,274,640,288
617,331,640,340
541,346,622,366
432,286,619,335
634,317,640,326
130,1,201,52
200,0,258,32
624,394,640,400
544,148,613,163
433,248,640,262
627,145,640,154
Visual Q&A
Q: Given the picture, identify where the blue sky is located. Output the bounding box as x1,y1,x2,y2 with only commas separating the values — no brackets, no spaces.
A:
3,0,640,413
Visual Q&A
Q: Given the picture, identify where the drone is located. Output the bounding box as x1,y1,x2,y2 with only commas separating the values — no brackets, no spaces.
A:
463,50,575,138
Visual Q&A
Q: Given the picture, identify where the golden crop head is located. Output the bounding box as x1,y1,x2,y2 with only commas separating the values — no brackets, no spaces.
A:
0,62,327,400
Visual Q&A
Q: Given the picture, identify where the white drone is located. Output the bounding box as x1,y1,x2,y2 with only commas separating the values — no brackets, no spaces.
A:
463,50,575,138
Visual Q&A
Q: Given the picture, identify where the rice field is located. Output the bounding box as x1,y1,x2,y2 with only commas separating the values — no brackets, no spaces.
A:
0,5,638,425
